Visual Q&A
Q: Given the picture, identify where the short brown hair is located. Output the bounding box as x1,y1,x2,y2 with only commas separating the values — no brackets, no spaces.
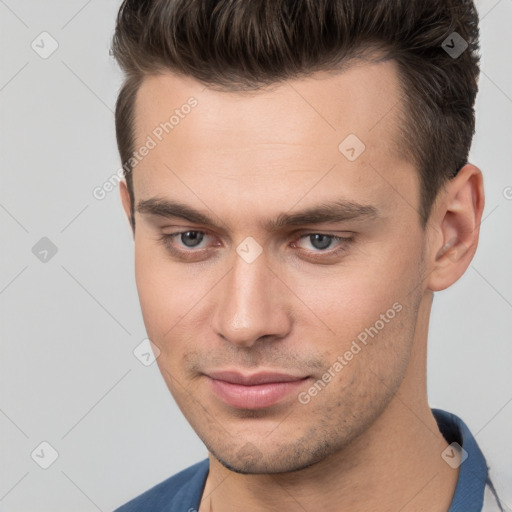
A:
111,0,481,227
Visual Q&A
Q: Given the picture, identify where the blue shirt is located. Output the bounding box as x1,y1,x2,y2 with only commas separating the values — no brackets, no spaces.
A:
114,408,504,511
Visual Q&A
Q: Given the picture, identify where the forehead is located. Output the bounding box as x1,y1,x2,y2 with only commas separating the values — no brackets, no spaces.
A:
131,60,417,224
134,59,404,151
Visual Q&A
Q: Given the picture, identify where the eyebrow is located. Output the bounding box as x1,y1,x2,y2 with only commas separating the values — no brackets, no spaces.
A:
136,197,379,231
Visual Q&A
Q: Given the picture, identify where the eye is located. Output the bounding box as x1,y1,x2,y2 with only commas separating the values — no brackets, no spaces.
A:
174,230,205,248
293,233,352,253
158,230,212,256
299,234,337,251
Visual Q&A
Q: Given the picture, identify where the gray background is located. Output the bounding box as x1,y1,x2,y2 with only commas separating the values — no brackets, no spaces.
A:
1,0,511,510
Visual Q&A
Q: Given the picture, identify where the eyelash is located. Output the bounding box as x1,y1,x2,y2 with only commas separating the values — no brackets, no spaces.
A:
157,230,353,261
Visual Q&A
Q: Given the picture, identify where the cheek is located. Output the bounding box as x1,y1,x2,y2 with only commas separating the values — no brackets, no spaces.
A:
133,236,222,354
291,247,421,338
134,237,186,340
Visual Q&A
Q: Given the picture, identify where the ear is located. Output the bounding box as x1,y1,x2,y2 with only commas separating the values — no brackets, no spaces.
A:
426,164,484,291
120,180,135,235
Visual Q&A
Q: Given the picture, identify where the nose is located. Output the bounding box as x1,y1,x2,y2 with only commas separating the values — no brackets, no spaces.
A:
210,245,292,348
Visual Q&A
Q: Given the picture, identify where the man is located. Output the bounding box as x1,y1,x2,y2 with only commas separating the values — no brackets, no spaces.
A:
111,0,505,510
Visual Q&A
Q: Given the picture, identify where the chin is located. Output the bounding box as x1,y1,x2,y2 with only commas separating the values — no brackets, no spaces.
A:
207,437,335,475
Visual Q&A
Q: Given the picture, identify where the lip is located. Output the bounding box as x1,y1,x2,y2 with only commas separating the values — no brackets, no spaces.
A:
206,370,309,409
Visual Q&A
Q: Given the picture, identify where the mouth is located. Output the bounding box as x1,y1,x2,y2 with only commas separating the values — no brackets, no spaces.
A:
205,370,310,410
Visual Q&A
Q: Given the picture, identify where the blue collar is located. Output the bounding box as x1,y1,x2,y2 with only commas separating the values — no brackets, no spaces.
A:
432,408,490,511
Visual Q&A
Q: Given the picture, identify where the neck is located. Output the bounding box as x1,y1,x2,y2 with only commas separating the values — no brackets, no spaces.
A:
199,292,459,512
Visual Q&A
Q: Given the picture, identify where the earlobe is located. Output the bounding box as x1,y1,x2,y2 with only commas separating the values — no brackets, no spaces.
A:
119,180,135,235
427,164,484,291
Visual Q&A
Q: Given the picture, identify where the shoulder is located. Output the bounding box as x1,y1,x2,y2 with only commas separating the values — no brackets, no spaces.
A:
114,458,209,512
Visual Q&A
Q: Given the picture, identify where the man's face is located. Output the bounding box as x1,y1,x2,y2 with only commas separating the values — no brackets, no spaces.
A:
125,60,431,473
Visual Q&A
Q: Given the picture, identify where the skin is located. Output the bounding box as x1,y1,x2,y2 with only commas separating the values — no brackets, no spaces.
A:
120,58,484,511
